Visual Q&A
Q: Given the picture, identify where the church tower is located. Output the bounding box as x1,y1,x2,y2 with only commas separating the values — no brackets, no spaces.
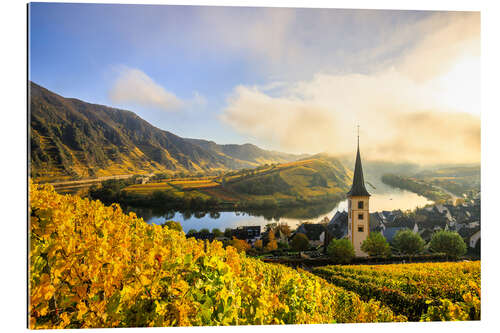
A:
347,129,370,257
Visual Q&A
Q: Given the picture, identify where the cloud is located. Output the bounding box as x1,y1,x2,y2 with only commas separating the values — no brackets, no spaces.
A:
220,12,480,165
109,67,183,111
221,76,480,164
396,12,480,82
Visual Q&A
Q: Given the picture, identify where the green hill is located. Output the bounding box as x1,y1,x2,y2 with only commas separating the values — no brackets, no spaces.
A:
118,156,352,209
30,82,302,182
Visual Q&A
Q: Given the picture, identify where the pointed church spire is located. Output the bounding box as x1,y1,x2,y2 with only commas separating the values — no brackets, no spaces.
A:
347,126,370,197
357,124,360,149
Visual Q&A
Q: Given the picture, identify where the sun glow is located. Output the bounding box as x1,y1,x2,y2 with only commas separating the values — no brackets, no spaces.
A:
431,55,480,115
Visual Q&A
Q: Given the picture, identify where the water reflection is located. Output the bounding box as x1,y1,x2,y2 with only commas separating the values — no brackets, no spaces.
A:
127,185,431,232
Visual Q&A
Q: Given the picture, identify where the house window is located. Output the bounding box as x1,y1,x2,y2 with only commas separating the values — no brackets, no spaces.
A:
358,213,364,220
358,226,364,232
358,201,364,209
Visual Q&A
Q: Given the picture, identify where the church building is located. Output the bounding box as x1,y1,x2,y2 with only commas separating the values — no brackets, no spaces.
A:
347,136,371,256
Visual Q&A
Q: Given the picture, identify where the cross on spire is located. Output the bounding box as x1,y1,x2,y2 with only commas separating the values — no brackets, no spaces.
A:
347,124,370,197
357,124,360,147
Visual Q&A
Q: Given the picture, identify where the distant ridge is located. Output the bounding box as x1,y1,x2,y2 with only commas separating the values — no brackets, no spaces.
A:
29,82,303,181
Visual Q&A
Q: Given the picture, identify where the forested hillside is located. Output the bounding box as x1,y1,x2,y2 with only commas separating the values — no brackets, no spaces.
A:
30,82,302,181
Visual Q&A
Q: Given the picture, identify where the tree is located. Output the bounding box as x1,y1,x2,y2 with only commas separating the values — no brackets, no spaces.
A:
290,233,310,251
199,228,210,235
361,232,391,256
186,229,197,236
212,228,223,237
276,223,291,236
327,239,355,263
254,239,263,251
228,237,251,253
278,241,289,249
162,221,183,233
392,229,425,255
429,230,467,258
224,228,233,238
265,230,278,252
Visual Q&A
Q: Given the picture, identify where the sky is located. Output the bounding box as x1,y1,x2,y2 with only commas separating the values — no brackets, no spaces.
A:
29,3,480,164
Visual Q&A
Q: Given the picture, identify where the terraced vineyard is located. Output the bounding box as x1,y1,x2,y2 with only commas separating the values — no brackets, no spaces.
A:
313,262,480,321
119,157,351,209
29,182,404,328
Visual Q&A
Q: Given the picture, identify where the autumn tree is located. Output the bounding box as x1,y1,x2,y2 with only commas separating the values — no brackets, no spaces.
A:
265,230,278,252
228,237,251,253
276,223,291,236
254,239,263,251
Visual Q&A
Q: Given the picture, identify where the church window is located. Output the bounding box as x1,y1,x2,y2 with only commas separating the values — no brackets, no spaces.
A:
358,201,364,209
358,213,363,220
358,226,364,232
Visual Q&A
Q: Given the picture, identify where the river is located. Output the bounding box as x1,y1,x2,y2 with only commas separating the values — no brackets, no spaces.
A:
128,179,431,232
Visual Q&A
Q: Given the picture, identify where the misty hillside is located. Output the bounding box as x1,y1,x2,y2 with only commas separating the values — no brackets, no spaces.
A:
29,82,303,181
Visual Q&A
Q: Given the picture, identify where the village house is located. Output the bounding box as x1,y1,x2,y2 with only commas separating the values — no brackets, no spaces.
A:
381,226,406,243
232,226,261,244
291,223,326,248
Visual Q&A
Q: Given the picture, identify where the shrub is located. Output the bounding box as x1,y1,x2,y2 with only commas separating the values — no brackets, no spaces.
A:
361,232,391,257
290,233,310,251
392,229,425,255
429,230,467,258
327,239,355,263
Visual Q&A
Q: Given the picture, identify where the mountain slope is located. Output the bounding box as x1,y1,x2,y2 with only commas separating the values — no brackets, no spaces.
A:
185,138,307,169
29,82,303,181
119,156,353,209
225,158,352,200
